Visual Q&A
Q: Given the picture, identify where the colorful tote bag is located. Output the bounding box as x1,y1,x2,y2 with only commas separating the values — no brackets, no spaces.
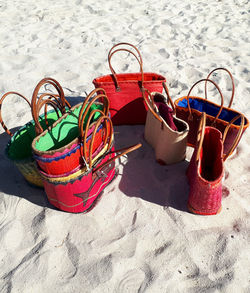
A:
93,42,166,125
32,88,110,176
174,74,249,155
186,112,245,215
0,78,70,187
144,84,189,165
39,111,142,213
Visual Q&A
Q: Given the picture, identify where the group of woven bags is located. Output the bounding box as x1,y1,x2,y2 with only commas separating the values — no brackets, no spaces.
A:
1,43,248,215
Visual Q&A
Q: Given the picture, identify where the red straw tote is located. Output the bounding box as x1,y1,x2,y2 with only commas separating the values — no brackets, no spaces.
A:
186,112,245,215
93,42,166,125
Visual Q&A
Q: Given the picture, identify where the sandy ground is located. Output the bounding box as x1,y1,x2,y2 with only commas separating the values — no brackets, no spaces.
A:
0,0,249,292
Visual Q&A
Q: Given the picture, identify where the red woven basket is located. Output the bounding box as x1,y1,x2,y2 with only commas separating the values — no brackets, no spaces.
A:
187,112,245,215
93,42,166,125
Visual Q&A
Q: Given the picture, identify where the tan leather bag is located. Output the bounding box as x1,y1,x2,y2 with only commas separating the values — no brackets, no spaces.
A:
143,84,189,165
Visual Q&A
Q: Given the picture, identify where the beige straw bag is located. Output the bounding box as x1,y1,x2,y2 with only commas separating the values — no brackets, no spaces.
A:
143,83,189,165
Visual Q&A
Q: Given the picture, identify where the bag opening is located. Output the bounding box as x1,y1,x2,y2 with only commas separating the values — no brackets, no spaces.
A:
34,104,103,152
94,72,165,83
7,111,62,160
178,97,247,126
199,128,223,181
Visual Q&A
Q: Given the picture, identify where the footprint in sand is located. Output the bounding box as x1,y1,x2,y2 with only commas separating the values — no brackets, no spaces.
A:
115,269,146,293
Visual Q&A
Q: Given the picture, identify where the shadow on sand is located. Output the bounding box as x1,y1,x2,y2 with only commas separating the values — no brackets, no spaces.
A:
0,123,192,213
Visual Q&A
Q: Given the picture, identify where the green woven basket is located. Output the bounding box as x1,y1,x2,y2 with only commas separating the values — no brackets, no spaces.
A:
5,111,65,187
0,78,70,187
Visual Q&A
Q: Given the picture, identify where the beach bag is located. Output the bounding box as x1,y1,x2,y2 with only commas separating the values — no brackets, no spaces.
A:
144,83,189,165
0,78,70,187
186,112,245,215
93,42,166,125
174,71,249,154
32,88,111,175
39,111,142,213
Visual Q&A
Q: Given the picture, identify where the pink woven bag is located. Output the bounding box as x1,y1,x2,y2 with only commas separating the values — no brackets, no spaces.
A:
40,109,142,213
187,112,245,215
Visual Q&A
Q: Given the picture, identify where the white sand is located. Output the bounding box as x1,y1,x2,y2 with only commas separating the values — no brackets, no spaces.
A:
0,0,250,292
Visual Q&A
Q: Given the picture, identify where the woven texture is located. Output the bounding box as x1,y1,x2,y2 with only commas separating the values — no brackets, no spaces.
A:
41,146,116,213
6,110,65,187
186,127,224,215
32,103,106,175
93,42,166,125
93,73,166,125
175,96,249,154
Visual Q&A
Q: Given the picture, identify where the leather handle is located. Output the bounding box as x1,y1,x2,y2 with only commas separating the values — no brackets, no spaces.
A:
36,98,62,125
143,82,175,123
0,91,31,137
162,82,176,114
81,109,105,146
78,88,110,131
205,67,235,108
31,78,67,135
222,114,245,161
195,112,207,164
142,88,163,123
38,93,71,110
108,42,144,91
82,111,113,169
187,79,224,125
94,143,142,174
37,93,68,129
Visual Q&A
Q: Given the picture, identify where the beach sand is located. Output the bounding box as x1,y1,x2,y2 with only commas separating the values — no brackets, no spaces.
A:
0,0,249,292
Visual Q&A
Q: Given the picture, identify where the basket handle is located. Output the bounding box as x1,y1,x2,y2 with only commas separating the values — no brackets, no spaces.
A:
186,79,224,125
142,82,175,123
36,98,62,124
195,112,207,164
205,68,235,108
31,78,68,135
37,93,69,129
142,88,162,123
94,143,142,174
78,88,109,131
162,82,176,114
38,93,71,111
222,114,245,161
0,92,31,137
81,111,113,169
108,42,144,91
